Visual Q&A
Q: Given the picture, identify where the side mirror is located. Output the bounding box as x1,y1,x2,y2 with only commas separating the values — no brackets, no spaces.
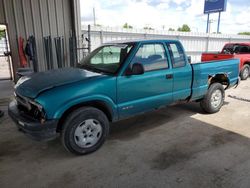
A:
187,56,191,64
126,63,144,76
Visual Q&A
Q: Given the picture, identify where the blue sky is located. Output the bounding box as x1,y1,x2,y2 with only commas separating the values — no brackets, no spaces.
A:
80,0,250,34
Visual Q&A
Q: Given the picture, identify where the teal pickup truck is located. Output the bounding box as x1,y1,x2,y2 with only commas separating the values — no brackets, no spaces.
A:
9,39,240,155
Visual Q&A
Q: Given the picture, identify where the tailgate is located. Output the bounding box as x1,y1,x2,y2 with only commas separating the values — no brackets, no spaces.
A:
201,53,234,62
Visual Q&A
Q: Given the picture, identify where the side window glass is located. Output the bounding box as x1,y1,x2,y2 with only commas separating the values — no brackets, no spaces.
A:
131,44,168,71
168,43,186,68
239,46,250,53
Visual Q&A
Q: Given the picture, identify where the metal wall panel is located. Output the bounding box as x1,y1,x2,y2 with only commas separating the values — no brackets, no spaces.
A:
1,0,77,80
47,0,59,69
55,0,65,36
62,0,71,67
13,0,26,37
39,0,50,37
31,0,45,71
0,0,5,23
22,0,35,37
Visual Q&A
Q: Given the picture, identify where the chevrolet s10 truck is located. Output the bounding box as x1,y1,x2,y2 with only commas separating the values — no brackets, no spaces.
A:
201,43,250,80
9,39,240,155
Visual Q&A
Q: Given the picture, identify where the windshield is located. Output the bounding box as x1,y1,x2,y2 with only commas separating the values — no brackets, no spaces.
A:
79,43,134,74
222,44,250,54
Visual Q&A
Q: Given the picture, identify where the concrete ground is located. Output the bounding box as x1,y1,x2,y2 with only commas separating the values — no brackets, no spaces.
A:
0,79,250,188
0,57,11,79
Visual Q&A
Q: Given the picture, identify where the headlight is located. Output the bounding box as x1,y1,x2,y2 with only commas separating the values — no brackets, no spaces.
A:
15,93,46,122
15,76,30,88
29,100,43,112
28,100,46,121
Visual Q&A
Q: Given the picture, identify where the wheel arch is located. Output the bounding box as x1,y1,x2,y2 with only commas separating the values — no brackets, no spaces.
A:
56,100,114,132
243,61,250,66
240,63,250,80
208,74,230,89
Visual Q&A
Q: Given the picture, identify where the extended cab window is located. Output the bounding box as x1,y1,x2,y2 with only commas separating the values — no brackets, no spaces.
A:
131,44,168,71
168,43,186,68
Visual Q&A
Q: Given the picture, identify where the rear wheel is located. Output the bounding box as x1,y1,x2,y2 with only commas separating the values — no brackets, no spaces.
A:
200,83,225,114
240,64,250,80
61,107,109,155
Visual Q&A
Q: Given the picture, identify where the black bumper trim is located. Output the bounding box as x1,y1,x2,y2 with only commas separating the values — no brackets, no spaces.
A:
8,100,59,141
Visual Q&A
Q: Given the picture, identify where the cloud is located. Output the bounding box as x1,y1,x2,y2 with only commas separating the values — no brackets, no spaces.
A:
80,0,250,34
209,3,250,33
157,2,170,10
172,0,188,5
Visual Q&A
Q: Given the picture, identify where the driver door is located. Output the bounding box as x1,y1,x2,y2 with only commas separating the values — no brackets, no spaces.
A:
117,42,173,119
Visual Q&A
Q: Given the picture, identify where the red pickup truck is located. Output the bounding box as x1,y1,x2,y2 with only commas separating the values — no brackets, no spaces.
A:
201,43,250,80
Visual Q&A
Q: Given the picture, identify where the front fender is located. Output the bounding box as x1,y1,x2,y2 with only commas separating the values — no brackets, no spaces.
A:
52,95,118,121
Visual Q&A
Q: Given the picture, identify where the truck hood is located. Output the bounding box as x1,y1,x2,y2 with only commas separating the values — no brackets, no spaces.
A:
15,68,102,99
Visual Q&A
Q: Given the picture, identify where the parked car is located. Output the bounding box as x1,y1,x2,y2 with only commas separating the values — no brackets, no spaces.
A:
201,43,250,80
9,39,240,155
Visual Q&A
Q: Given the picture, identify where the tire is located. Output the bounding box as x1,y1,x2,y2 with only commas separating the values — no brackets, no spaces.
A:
200,83,225,114
61,107,109,155
240,64,250,80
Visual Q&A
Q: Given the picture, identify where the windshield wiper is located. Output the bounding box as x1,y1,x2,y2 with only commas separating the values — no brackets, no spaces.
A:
81,64,109,74
81,64,100,72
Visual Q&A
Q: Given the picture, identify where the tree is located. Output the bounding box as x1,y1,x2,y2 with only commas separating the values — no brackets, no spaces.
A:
238,32,250,35
143,26,154,30
168,28,175,31
123,23,133,29
177,24,191,32
0,30,5,40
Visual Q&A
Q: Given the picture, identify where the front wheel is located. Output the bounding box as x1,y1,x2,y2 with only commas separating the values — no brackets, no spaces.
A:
240,64,250,80
200,83,225,114
61,107,109,155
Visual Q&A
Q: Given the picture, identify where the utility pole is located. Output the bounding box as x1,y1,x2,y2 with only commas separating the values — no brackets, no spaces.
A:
206,13,210,33
93,7,96,26
208,19,214,33
217,11,221,33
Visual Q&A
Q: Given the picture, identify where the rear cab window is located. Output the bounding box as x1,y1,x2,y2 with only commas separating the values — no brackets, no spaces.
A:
167,42,186,68
130,43,169,71
222,44,250,54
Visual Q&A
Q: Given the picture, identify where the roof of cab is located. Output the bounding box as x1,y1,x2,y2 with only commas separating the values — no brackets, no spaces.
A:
224,43,250,46
104,38,179,44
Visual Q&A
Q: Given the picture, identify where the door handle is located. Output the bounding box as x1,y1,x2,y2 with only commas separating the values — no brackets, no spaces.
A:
166,74,173,79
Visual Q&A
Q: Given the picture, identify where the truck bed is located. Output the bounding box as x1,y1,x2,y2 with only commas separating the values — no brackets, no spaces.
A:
191,59,240,100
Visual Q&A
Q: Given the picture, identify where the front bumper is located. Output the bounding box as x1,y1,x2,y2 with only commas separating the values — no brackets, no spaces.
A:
8,100,59,141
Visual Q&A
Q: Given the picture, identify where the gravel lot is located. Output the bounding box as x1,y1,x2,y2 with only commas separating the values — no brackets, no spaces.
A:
0,79,250,188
